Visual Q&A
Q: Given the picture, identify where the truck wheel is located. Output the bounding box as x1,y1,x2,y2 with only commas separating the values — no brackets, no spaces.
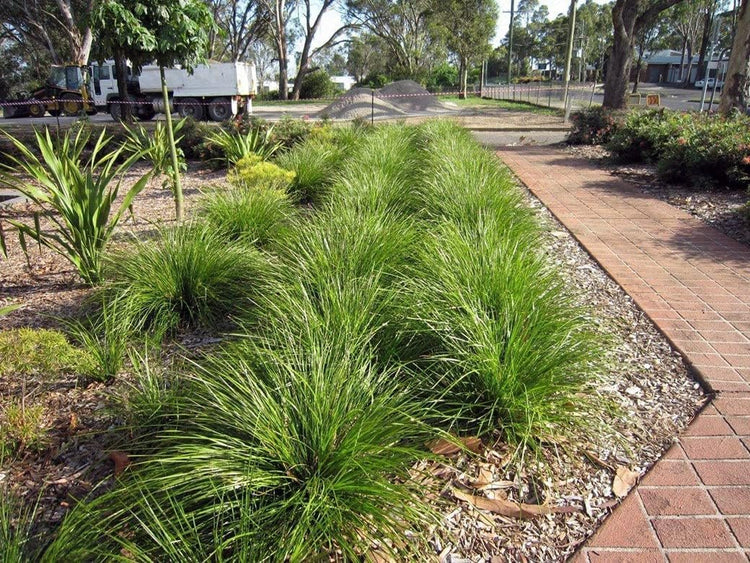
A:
61,94,83,116
177,98,205,120
109,100,124,121
207,97,232,122
28,101,46,118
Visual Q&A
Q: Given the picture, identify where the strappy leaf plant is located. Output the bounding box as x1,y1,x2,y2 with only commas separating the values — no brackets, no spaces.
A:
122,119,187,192
0,127,151,284
207,124,281,167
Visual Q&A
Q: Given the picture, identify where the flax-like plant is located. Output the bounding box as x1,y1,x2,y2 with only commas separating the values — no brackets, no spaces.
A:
207,125,281,167
122,119,187,190
0,127,151,284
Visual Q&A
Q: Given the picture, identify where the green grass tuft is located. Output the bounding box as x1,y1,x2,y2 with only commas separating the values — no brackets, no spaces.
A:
106,224,269,337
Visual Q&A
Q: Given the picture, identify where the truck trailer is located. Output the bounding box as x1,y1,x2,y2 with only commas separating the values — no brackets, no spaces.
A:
2,60,257,122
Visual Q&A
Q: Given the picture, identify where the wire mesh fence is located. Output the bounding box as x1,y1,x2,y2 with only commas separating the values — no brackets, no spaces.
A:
481,82,600,112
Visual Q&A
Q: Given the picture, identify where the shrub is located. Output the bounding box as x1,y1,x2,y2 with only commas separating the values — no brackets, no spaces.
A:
201,186,297,247
606,110,750,189
607,109,691,163
0,485,43,561
0,128,151,284
567,106,620,145
177,117,222,161
298,68,336,100
0,328,92,378
106,225,269,337
229,154,296,190
270,115,314,149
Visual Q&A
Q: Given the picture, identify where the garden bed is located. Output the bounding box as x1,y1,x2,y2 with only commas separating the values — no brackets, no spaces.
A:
1,121,704,561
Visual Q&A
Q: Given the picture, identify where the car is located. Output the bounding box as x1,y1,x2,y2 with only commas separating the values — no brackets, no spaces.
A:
695,77,723,89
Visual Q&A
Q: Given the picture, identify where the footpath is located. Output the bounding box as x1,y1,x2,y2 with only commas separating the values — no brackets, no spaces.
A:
498,147,750,562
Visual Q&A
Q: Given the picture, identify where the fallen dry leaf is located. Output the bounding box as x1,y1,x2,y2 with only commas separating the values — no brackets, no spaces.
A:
612,466,639,498
428,436,483,456
109,451,131,476
453,488,555,519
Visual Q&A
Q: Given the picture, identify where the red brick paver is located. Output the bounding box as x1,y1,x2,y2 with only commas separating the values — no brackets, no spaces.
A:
497,147,750,561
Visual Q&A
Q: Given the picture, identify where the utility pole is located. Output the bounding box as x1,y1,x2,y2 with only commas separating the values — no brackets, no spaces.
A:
507,0,515,84
562,0,578,121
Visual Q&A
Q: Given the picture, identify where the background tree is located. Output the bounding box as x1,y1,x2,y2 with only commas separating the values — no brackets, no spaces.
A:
346,33,388,82
207,0,269,62
719,0,749,113
290,0,353,100
93,0,215,220
668,1,704,84
345,0,436,79
432,0,496,98
603,0,686,109
632,13,671,91
91,0,157,123
260,0,297,100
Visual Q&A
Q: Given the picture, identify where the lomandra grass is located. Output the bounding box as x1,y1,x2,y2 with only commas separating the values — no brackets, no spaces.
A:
42,121,604,559
413,120,601,444
106,224,268,337
44,336,436,561
201,186,297,248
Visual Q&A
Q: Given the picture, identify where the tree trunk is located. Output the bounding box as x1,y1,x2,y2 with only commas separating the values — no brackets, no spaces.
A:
459,57,467,98
719,0,750,114
161,66,183,222
682,43,693,86
114,51,133,123
696,7,714,81
603,0,637,108
632,49,643,93
678,38,687,81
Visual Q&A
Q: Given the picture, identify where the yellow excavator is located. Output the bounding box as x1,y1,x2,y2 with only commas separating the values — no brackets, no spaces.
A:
13,64,96,118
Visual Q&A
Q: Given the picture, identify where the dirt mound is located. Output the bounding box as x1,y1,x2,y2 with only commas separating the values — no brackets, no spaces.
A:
318,87,406,120
377,80,450,113
318,80,452,120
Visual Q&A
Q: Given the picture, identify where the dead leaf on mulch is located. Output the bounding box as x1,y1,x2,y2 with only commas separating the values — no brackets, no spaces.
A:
612,466,640,498
109,451,131,476
452,488,579,519
428,436,483,456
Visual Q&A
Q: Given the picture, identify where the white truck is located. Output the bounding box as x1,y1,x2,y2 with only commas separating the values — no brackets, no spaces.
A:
90,60,257,121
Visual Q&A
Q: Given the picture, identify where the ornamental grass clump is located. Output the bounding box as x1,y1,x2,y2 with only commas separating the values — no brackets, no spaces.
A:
0,127,150,284
413,120,601,444
44,335,437,561
200,186,297,248
106,224,268,337
330,125,422,216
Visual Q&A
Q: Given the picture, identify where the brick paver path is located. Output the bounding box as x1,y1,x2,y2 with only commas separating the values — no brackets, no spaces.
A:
497,147,750,562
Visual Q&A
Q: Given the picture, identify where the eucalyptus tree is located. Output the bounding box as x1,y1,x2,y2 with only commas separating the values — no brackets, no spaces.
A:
345,0,437,79
92,0,216,220
719,0,749,113
603,0,686,108
432,0,497,97
290,0,354,100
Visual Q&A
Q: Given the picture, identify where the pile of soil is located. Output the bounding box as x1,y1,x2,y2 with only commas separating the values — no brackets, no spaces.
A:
319,80,453,120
